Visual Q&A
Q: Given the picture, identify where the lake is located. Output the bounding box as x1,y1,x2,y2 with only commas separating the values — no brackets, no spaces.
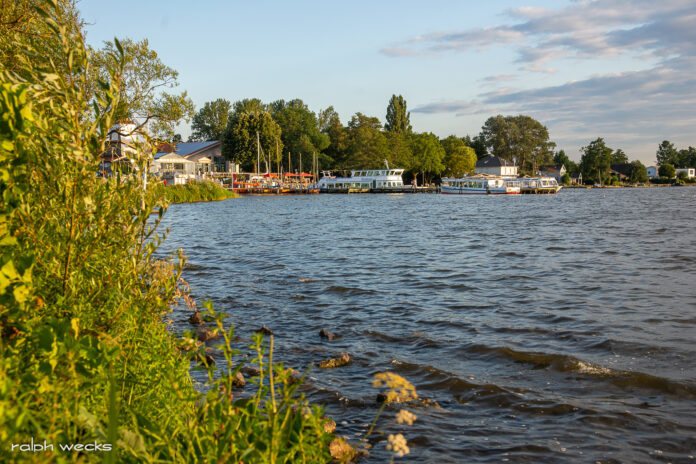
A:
159,187,696,463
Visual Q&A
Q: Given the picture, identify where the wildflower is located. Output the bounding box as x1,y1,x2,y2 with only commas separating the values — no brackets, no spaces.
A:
386,433,409,457
395,409,417,425
372,372,418,403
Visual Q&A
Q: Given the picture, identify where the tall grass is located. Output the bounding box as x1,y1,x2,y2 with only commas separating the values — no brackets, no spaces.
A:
0,3,330,463
152,180,236,204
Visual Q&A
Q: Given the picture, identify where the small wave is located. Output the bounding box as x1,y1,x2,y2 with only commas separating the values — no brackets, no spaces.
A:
495,251,526,258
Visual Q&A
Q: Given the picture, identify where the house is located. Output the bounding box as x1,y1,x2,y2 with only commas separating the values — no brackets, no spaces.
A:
475,155,518,177
99,122,145,175
170,141,239,173
675,168,695,178
570,172,583,185
151,152,196,184
610,163,632,182
539,164,566,181
647,166,658,179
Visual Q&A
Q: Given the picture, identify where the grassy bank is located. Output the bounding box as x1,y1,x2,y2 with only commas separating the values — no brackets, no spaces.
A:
153,180,237,203
0,8,330,464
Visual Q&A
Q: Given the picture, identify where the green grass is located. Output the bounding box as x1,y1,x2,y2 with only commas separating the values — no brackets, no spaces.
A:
152,180,237,203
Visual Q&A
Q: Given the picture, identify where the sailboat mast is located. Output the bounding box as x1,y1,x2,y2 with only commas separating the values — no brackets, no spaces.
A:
256,131,260,175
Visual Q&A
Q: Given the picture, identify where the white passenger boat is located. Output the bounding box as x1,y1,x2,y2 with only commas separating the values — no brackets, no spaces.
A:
317,161,404,193
520,177,562,194
441,175,520,195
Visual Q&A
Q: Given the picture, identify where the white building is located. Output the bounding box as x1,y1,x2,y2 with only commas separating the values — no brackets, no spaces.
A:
647,166,658,179
475,155,518,177
676,168,695,178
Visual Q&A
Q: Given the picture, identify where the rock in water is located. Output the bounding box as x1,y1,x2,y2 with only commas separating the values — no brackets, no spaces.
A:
188,311,204,326
257,325,274,335
196,328,219,342
319,328,337,340
319,353,351,369
232,371,246,388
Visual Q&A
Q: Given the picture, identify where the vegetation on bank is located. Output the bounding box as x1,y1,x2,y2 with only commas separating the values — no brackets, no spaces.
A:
152,180,236,204
0,3,331,463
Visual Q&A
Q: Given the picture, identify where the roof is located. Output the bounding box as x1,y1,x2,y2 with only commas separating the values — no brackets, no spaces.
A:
175,141,220,157
570,172,582,178
475,155,516,168
539,164,564,174
610,163,632,176
154,152,192,162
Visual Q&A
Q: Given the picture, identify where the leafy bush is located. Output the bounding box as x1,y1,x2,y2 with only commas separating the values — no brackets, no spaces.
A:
0,4,329,463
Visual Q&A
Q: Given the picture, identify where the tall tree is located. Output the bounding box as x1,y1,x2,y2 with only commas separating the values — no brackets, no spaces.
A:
189,98,231,141
343,113,389,169
318,106,345,169
677,146,696,168
656,140,679,166
611,148,628,164
220,111,282,172
409,132,445,184
441,136,476,177
580,138,613,184
479,114,554,173
553,149,578,173
270,99,329,173
384,94,412,133
90,38,194,139
628,160,648,183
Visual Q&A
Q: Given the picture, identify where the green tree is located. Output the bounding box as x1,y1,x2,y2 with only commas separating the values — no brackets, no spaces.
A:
553,149,578,173
410,132,445,184
385,131,413,170
658,163,676,178
580,138,613,184
90,38,194,139
189,98,231,141
628,160,648,183
343,113,389,169
384,94,412,133
318,106,344,169
677,170,688,181
656,140,679,166
560,172,571,185
441,135,476,177
221,111,283,172
463,134,488,159
611,148,628,164
677,146,696,168
271,99,329,173
480,114,555,173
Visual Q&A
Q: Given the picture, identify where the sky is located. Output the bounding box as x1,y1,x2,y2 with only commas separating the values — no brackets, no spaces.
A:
79,0,696,165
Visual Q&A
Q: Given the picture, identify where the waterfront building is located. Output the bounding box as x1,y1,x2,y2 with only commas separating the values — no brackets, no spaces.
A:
539,164,566,181
675,168,695,178
647,166,658,178
475,155,518,177
570,172,583,185
157,141,240,173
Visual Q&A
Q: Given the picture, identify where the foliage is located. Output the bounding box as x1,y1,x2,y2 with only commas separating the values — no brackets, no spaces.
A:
463,134,488,159
189,98,231,142
677,146,696,168
676,170,688,181
479,114,555,173
628,160,648,183
554,149,578,173
221,111,283,172
90,38,195,139
560,172,571,185
656,140,679,166
384,94,412,133
658,163,676,178
409,132,445,183
441,135,476,177
0,4,331,463
271,99,329,173
152,180,236,203
343,113,389,169
611,148,628,164
580,138,613,184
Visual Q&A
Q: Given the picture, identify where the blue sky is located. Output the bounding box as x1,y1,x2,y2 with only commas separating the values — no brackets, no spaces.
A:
80,0,696,164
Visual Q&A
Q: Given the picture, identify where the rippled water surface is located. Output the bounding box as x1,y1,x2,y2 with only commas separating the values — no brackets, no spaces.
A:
159,188,696,463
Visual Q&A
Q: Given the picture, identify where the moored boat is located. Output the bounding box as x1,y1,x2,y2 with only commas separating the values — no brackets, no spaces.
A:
317,162,405,193
441,175,520,194
520,177,562,194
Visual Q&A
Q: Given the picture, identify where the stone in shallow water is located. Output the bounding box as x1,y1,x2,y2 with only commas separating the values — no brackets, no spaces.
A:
196,327,219,342
232,371,246,388
319,353,351,369
257,324,274,335
188,311,204,326
319,328,338,340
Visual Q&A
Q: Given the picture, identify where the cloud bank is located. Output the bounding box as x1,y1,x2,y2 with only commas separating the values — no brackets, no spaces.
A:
387,0,696,161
